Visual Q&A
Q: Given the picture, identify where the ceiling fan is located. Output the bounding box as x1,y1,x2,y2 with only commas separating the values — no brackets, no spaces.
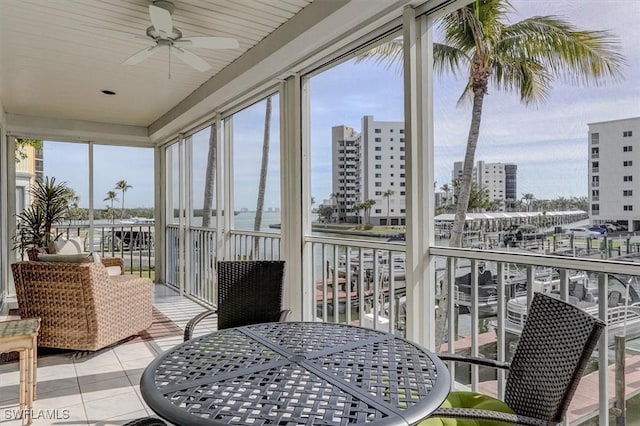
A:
123,0,239,72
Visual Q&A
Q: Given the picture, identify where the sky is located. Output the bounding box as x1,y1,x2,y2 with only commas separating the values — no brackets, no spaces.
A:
43,0,640,209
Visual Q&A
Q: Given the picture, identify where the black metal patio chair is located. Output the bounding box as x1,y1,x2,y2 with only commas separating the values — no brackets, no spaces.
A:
184,260,290,341
430,292,605,426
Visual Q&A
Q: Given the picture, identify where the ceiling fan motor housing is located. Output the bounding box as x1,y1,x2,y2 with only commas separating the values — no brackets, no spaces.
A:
152,0,175,14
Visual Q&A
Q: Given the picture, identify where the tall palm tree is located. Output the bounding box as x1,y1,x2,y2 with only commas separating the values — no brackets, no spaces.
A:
383,189,395,226
202,124,216,228
103,191,119,224
359,0,624,345
358,0,623,247
115,180,132,220
254,96,272,256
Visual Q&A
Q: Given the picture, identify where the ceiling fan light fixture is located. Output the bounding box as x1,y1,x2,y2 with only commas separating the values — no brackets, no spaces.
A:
119,0,239,73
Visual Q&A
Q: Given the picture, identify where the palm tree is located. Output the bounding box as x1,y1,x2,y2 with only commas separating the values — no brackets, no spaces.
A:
103,191,119,224
362,199,376,225
521,192,535,212
115,180,132,220
353,202,364,225
202,124,217,228
440,183,451,207
254,96,273,256
359,0,624,345
383,189,395,226
358,0,623,248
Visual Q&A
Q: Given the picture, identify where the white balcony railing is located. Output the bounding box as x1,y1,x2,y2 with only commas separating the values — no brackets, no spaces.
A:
165,226,640,423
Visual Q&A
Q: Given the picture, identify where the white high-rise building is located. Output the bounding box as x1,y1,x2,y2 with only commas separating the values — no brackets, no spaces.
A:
331,125,361,222
452,160,517,211
330,116,406,225
588,117,640,231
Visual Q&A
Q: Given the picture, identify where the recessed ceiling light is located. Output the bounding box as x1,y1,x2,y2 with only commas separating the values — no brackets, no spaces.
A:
101,89,116,95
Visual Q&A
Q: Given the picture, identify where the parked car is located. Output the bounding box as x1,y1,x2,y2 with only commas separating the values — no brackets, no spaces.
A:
601,223,618,232
614,222,628,231
565,227,601,238
588,226,607,235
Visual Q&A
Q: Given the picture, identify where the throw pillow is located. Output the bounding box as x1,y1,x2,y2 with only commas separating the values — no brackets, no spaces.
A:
106,266,122,276
51,237,84,254
36,253,93,263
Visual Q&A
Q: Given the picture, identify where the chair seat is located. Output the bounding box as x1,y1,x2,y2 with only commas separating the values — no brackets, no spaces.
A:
421,391,515,426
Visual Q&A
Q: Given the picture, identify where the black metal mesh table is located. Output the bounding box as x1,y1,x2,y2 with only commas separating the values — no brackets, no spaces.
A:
140,322,450,425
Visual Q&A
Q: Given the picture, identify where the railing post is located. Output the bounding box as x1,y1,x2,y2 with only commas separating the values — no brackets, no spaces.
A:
614,335,626,426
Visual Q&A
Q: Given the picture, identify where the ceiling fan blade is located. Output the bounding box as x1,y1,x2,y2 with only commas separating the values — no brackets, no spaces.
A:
171,46,212,71
149,4,173,36
174,37,239,49
123,45,159,65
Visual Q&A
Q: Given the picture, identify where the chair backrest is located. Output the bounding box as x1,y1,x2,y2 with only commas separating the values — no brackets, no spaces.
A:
217,260,285,330
504,292,605,422
608,290,622,307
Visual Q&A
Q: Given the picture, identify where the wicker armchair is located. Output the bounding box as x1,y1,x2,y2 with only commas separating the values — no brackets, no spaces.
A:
11,257,153,351
430,292,605,426
184,260,290,341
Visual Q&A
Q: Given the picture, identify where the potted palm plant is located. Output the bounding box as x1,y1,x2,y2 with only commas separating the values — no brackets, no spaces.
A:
14,177,70,260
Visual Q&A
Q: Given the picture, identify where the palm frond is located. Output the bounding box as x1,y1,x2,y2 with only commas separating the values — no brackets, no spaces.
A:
490,55,552,104
433,42,470,77
500,16,626,87
354,39,403,73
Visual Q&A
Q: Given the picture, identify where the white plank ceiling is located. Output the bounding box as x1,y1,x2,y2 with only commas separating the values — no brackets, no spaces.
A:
0,0,312,130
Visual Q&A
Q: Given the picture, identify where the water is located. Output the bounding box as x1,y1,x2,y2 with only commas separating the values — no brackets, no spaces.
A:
187,211,282,232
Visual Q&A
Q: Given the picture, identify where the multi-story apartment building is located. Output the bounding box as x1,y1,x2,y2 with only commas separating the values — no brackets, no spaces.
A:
452,160,517,211
588,117,640,231
15,142,44,214
330,116,406,225
331,125,361,223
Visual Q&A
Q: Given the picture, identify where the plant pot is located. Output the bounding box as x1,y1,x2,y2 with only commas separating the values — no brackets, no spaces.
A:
26,247,47,261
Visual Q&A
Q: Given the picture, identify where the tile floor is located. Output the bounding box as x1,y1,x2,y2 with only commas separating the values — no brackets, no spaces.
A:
0,284,217,425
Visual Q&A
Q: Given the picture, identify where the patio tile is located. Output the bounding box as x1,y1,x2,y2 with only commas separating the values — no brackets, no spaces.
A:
50,401,88,425
79,375,134,403
76,369,127,386
83,389,145,421
37,361,78,381
119,356,154,372
32,392,84,412
112,342,155,362
95,409,152,425
37,376,81,398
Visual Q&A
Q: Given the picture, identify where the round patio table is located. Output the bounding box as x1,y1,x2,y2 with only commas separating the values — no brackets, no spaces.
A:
140,322,450,425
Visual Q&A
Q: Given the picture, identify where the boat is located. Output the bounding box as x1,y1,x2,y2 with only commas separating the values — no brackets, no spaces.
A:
120,217,155,225
504,273,640,345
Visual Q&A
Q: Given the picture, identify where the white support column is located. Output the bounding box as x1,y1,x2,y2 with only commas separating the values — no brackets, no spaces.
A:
404,7,435,349
300,75,314,321
178,135,186,296
155,145,165,284
88,142,94,249
223,118,234,260
1,135,16,297
184,135,193,296
215,115,224,262
280,76,305,321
